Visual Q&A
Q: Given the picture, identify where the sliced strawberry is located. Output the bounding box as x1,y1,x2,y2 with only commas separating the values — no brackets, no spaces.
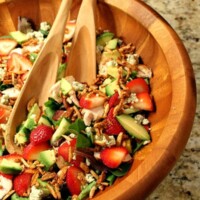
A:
0,104,11,124
30,125,54,145
134,92,154,111
58,139,76,162
7,52,32,74
0,172,13,180
108,92,120,108
79,93,106,109
66,166,84,195
105,108,125,135
126,78,149,93
0,38,17,56
0,153,22,162
23,142,50,160
13,172,32,196
100,147,129,169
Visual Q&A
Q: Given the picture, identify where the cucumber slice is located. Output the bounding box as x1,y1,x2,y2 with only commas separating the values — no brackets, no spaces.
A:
50,117,71,145
105,80,119,97
96,32,114,46
116,114,150,140
106,38,118,50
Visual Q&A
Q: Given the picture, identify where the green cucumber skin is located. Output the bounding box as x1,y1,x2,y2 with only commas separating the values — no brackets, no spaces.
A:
117,114,150,141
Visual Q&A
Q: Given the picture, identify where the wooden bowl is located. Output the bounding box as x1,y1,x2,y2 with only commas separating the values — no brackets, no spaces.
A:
0,0,196,199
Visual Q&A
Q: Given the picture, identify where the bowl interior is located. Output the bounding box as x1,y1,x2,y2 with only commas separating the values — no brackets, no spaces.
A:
0,0,195,199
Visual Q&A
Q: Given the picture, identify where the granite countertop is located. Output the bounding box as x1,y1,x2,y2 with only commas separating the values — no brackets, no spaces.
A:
143,0,200,200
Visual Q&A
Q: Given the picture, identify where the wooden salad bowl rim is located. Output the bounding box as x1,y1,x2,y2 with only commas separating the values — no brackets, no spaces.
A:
0,0,196,199
92,0,196,199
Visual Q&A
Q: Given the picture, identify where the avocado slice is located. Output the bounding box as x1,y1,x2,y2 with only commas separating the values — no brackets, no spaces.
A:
105,38,118,50
105,79,120,97
96,32,114,46
107,66,119,79
0,159,22,174
9,31,29,44
101,49,121,61
38,150,56,170
60,78,72,95
116,114,150,141
50,117,71,145
38,115,52,127
15,103,41,145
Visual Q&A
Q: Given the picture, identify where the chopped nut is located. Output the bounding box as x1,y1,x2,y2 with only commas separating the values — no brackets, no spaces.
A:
80,162,90,173
41,172,57,181
89,185,97,198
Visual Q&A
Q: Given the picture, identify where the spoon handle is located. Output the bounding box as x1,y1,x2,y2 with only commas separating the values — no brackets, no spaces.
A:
5,0,73,154
66,0,97,84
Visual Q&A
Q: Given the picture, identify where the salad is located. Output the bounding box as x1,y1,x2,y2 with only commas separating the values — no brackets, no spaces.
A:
0,17,154,200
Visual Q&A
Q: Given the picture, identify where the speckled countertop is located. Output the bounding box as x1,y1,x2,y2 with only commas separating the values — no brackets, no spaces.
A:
142,0,200,200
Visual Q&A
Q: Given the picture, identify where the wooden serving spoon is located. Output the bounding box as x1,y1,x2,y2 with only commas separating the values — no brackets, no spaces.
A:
66,0,96,84
5,0,97,154
5,0,73,154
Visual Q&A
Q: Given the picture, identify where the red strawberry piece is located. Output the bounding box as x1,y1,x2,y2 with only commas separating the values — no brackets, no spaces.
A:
79,93,106,109
30,125,54,145
0,38,17,56
23,142,50,160
66,166,84,195
105,108,125,135
71,155,84,168
58,139,77,162
0,172,13,180
7,52,32,74
108,92,120,108
0,153,22,162
13,172,32,196
126,78,149,93
134,92,154,111
0,104,11,124
100,146,129,169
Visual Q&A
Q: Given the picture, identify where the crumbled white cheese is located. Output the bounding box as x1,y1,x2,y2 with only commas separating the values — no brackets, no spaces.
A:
72,81,85,91
126,54,139,65
0,123,7,131
142,118,149,125
85,127,93,134
137,65,152,78
27,31,44,42
125,93,139,104
99,59,118,75
29,186,44,200
0,175,13,199
0,94,9,105
2,87,20,98
0,68,6,81
94,134,116,147
69,133,76,139
134,114,145,124
40,22,51,31
85,173,95,183
106,135,116,147
106,60,118,67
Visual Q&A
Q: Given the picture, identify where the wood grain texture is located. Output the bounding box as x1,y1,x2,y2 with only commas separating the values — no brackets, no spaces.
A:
0,0,196,199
